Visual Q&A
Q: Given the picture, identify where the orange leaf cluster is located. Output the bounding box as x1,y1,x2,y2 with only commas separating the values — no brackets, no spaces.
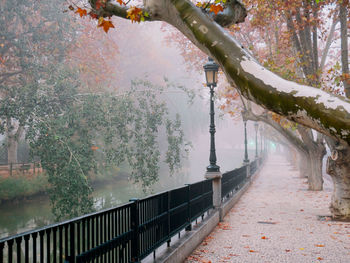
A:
116,0,125,5
209,4,224,15
98,17,115,33
91,146,99,151
95,0,106,10
75,7,87,17
126,6,143,23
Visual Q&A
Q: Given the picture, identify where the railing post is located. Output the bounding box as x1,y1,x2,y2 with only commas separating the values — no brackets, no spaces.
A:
130,198,140,263
185,184,192,231
167,191,171,247
65,223,76,263
205,171,222,221
246,162,251,181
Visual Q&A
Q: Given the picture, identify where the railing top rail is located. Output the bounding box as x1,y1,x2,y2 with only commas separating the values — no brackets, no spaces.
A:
0,178,214,243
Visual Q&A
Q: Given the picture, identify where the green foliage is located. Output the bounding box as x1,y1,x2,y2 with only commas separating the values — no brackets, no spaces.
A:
19,66,189,220
0,173,49,201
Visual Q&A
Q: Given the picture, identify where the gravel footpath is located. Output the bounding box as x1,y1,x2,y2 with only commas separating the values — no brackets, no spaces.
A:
185,155,350,263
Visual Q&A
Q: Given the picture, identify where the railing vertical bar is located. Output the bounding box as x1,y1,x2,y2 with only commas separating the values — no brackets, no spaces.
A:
77,221,81,256
0,241,4,263
104,213,107,263
53,227,57,263
108,212,111,262
39,231,44,263
91,217,95,250
8,239,13,263
32,233,37,263
86,219,90,251
58,226,63,263
46,229,51,263
82,220,86,253
95,216,99,249
15,237,21,263
69,223,75,263
112,211,116,262
24,235,29,263
64,225,69,263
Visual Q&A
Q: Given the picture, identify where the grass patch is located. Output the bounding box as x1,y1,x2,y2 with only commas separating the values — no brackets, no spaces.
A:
0,173,49,201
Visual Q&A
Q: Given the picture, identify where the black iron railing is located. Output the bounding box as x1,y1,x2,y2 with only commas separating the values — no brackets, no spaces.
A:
250,159,258,175
0,179,213,263
221,165,247,200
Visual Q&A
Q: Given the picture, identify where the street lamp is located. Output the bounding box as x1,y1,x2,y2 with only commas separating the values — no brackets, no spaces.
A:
204,57,220,172
254,122,259,159
242,111,249,164
260,126,263,155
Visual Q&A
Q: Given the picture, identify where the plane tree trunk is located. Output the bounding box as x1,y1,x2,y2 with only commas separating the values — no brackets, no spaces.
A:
326,141,350,221
298,127,326,190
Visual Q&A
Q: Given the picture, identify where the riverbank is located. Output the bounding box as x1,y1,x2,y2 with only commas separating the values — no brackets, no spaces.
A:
0,167,130,204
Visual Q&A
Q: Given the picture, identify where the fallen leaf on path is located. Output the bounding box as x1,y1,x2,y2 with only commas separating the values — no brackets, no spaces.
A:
285,249,291,252
315,244,325,247
261,236,268,239
317,257,324,260
249,250,256,253
299,248,305,250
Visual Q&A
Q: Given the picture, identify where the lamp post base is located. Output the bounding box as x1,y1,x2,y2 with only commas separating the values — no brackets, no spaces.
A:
207,164,220,172
243,159,250,166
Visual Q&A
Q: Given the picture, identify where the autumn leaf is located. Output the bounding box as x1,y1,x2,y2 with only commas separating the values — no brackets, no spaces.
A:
126,6,143,23
261,236,268,239
209,4,224,15
68,5,74,11
91,146,99,151
95,0,106,10
75,7,87,17
116,0,125,5
317,257,324,260
249,249,256,253
315,244,325,247
97,17,115,33
88,12,98,20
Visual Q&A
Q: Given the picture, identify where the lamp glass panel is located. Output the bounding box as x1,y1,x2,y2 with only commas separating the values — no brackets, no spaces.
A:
205,71,214,85
214,71,218,84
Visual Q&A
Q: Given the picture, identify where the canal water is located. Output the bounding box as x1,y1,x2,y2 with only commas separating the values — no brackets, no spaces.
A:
0,121,258,239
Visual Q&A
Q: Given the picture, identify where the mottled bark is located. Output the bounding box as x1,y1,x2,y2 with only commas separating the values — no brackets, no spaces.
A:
298,127,326,190
299,150,311,178
326,146,350,220
308,148,324,190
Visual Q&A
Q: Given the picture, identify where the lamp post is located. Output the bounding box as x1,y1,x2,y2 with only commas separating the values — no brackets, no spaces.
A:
260,126,263,156
254,122,259,159
242,111,249,165
203,57,220,172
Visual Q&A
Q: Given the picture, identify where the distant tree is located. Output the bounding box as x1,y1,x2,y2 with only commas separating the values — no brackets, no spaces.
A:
0,0,75,163
24,67,189,219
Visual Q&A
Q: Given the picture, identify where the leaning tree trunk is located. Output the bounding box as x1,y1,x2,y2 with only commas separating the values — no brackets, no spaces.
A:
326,146,350,220
7,136,18,164
298,150,311,179
308,148,325,191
